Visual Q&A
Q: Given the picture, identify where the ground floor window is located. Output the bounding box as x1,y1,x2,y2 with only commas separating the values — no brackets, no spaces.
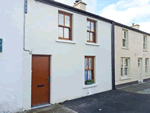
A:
121,58,130,77
85,56,95,85
145,58,149,75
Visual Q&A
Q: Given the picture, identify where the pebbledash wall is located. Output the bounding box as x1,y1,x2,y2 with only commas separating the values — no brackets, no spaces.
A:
23,0,112,110
115,25,150,85
0,0,24,112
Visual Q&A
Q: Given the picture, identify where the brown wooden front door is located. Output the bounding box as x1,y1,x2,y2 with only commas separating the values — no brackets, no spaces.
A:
31,55,50,107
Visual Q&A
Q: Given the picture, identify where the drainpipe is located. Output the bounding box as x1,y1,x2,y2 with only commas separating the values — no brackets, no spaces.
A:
111,22,115,90
23,0,32,55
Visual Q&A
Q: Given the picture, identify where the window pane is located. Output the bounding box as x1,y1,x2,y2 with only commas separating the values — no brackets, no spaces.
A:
89,58,92,69
58,27,63,37
64,28,69,39
124,68,128,75
65,15,70,27
85,58,88,69
145,66,148,73
90,33,94,41
123,39,126,47
145,59,147,65
88,70,92,80
124,31,126,38
125,59,128,66
85,71,88,82
121,68,123,76
59,14,64,25
143,43,146,49
87,21,90,30
121,58,123,67
91,22,94,32
143,37,146,43
87,32,90,41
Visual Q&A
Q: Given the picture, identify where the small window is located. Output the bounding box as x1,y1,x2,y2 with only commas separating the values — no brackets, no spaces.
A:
145,58,149,75
87,19,96,43
122,30,128,48
121,58,130,77
58,11,72,40
143,36,147,50
85,56,95,85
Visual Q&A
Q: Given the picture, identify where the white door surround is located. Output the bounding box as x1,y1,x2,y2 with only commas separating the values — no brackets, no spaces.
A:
138,58,143,83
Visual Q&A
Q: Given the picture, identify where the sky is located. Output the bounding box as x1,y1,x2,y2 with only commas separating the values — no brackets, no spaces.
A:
55,0,150,33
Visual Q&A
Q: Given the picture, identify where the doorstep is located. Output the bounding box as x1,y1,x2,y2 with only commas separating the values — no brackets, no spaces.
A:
22,104,77,113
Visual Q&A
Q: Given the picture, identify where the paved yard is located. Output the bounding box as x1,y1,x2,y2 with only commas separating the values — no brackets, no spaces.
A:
24,82,150,113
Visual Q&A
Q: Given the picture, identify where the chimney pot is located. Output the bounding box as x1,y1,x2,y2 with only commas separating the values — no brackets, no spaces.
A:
132,23,134,26
131,23,140,30
73,0,87,11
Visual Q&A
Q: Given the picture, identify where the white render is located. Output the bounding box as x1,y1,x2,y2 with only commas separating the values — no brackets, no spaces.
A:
0,0,24,112
115,25,150,85
23,0,112,110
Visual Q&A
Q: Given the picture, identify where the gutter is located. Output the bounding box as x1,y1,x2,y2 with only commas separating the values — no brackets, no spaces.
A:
111,22,116,90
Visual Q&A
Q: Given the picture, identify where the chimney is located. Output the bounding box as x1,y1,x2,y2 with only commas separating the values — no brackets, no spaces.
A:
131,23,140,30
73,0,87,11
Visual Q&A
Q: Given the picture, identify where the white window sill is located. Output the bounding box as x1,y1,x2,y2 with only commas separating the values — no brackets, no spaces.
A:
122,47,129,50
85,42,100,46
145,74,150,76
83,83,98,89
56,39,76,44
143,50,148,52
120,76,131,81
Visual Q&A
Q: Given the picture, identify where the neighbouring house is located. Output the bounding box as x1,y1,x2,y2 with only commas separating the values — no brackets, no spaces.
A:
115,23,150,87
0,0,24,112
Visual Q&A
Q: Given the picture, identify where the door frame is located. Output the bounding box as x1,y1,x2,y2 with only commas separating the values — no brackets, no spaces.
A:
31,55,51,107
138,58,143,83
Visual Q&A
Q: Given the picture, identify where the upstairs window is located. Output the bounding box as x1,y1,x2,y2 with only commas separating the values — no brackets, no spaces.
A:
122,30,128,48
121,58,130,77
58,11,72,40
143,36,147,51
145,58,149,75
87,19,96,43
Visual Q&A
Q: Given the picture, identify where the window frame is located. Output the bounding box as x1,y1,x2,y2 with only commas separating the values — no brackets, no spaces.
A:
85,56,95,85
145,58,149,75
143,35,147,51
121,58,130,77
87,19,97,43
122,29,128,48
58,11,72,40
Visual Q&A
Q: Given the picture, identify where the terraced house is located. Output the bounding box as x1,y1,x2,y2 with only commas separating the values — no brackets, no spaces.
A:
23,0,114,110
0,0,150,112
115,23,150,87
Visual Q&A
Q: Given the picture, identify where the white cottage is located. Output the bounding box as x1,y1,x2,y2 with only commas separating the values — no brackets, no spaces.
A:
0,0,115,112
23,0,114,110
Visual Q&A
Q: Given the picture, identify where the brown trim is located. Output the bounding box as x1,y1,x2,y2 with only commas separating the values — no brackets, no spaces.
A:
85,56,95,84
58,11,72,40
87,19,96,43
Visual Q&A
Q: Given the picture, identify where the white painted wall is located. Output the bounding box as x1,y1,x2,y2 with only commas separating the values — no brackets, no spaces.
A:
23,0,112,110
0,0,24,112
115,25,150,85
